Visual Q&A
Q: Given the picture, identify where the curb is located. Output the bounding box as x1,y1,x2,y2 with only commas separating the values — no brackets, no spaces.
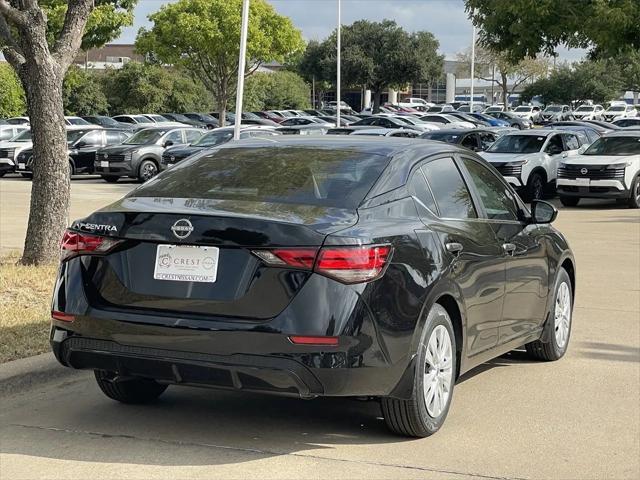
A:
0,352,82,396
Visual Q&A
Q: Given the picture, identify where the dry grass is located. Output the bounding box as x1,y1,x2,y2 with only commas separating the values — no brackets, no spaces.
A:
0,253,58,363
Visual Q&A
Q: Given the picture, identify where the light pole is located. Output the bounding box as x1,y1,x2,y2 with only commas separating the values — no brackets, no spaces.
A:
234,0,250,141
470,25,476,113
336,0,341,127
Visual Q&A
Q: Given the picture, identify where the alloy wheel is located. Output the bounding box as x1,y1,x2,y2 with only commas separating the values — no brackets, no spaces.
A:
554,282,571,348
424,325,453,417
141,162,158,181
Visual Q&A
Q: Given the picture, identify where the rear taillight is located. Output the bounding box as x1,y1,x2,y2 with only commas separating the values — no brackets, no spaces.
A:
60,229,121,261
289,335,338,346
52,311,75,322
252,245,391,284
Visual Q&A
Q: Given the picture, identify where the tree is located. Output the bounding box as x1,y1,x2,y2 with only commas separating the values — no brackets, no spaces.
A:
296,20,443,113
63,66,108,115
456,45,549,106
521,60,623,106
101,61,213,114
136,0,304,126
0,0,137,265
0,63,26,117
242,70,310,111
465,0,640,60
295,40,333,108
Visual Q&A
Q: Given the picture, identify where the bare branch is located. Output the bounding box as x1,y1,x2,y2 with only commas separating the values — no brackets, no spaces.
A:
52,0,94,70
0,0,28,27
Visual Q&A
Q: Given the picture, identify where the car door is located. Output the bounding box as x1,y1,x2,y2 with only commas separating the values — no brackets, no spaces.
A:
542,133,565,181
460,133,481,151
73,130,104,172
561,133,581,157
418,156,505,356
459,155,549,344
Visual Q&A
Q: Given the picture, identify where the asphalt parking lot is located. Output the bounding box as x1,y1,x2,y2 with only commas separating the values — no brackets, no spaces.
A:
0,175,639,479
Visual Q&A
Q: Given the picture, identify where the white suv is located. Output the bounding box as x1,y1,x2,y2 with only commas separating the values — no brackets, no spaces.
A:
603,104,638,122
480,129,586,201
512,105,542,123
572,104,605,121
557,131,640,208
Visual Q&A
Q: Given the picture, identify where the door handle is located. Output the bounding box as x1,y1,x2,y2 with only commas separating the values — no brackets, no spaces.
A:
503,243,516,255
445,242,463,256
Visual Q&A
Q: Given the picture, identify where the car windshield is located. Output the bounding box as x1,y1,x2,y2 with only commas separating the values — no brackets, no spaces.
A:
487,134,546,153
96,117,119,126
193,131,233,146
66,117,90,125
11,130,32,142
420,132,461,143
545,106,562,112
583,136,640,156
514,106,531,112
576,106,594,112
608,106,625,112
427,106,442,112
132,147,391,209
485,106,501,112
123,129,166,145
167,114,191,122
67,130,91,143
133,116,153,124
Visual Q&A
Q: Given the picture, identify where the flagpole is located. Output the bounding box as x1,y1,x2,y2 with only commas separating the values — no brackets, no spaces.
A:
470,25,476,113
234,0,250,140
336,0,341,127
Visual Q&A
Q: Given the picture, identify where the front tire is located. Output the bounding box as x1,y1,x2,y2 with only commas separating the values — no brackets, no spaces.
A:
560,196,580,207
523,172,546,202
526,267,573,361
628,175,640,209
381,303,456,437
101,175,119,183
138,159,159,182
94,370,168,404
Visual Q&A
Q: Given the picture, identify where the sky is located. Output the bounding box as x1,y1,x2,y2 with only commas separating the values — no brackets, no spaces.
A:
118,0,586,61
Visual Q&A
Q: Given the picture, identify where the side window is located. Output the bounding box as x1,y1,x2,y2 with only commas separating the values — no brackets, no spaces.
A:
80,131,103,146
359,117,376,126
0,129,13,140
409,168,438,215
461,134,479,151
563,134,580,150
462,158,519,221
116,116,133,124
105,131,123,144
586,130,600,144
479,132,496,150
164,130,183,145
185,129,202,143
545,134,563,154
422,157,477,219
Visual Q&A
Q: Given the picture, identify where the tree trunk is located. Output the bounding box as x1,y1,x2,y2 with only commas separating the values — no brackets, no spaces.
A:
372,90,382,113
20,60,70,265
501,72,508,107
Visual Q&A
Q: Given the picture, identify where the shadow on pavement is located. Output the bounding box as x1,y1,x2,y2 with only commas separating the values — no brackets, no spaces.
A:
578,341,640,363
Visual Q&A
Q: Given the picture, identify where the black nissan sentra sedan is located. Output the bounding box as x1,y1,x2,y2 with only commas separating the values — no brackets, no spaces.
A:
50,137,575,437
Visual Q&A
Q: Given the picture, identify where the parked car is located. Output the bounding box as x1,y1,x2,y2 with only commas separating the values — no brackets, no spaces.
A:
556,130,640,208
456,103,487,113
538,105,574,124
82,116,135,131
161,127,281,167
0,124,28,141
572,104,604,121
253,111,285,123
512,105,542,123
465,112,510,127
65,116,94,126
479,129,587,200
349,128,421,138
602,104,638,122
279,116,332,127
398,97,434,110
420,129,498,152
447,112,491,127
546,120,613,135
388,115,440,132
484,105,507,113
112,114,156,128
95,127,203,182
486,111,532,129
276,124,329,135
4,116,30,125
582,119,621,131
425,104,455,113
419,114,475,130
611,118,640,128
160,113,207,129
0,128,34,177
51,136,575,438
542,124,602,145
16,128,131,177
181,113,219,129
347,116,422,132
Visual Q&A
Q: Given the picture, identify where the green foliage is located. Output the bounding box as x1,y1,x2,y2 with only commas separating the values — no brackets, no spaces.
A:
294,20,443,112
242,71,310,111
521,60,624,105
466,0,640,60
101,62,213,114
63,66,109,116
135,0,304,124
41,0,137,51
0,64,26,117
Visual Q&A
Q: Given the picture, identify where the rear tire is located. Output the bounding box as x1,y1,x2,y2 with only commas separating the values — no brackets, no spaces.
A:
526,268,573,361
523,172,546,202
20,172,32,179
628,175,640,209
512,123,523,130
560,196,580,207
381,303,456,437
101,175,119,183
94,370,167,404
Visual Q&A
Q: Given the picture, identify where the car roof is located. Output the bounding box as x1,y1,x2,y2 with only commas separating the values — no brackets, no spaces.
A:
603,130,640,137
423,128,490,135
502,129,557,136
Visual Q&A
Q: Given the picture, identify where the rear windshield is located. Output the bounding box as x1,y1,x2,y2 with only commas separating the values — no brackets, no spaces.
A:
132,147,390,209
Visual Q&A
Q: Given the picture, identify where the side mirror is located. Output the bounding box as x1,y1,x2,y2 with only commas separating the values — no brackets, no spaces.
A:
531,200,558,224
163,140,174,148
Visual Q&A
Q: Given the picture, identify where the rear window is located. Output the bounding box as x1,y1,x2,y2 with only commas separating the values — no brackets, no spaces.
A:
132,147,391,209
